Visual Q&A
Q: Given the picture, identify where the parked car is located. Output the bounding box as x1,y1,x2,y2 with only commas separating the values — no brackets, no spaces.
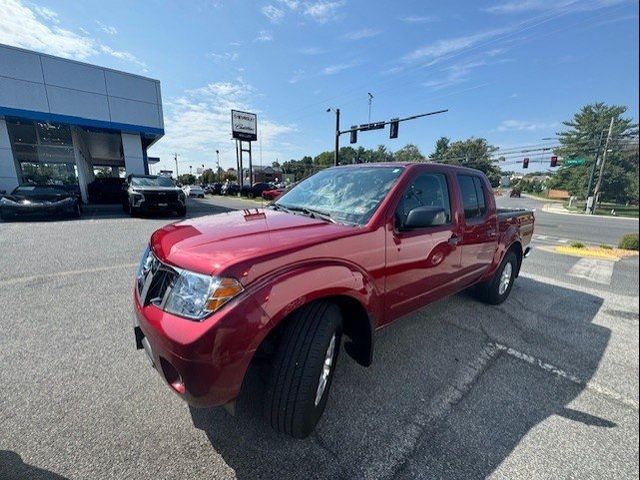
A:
261,186,286,201
241,182,273,198
204,183,223,195
183,185,205,198
133,163,534,438
122,174,186,216
0,184,82,220
221,183,240,196
87,177,125,204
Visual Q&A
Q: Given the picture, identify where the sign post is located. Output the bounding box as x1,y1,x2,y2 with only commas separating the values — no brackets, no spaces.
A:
232,110,258,190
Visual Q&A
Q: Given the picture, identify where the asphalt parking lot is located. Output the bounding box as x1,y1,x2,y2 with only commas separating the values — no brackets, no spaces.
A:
1,198,638,480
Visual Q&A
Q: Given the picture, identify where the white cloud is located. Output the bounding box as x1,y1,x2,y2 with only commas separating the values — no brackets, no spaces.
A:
343,28,382,40
255,30,273,42
209,52,239,62
277,0,300,9
398,15,437,23
485,0,627,14
262,4,285,23
0,0,96,59
403,28,509,62
96,21,118,35
497,119,559,131
33,5,58,22
423,60,488,90
288,68,306,83
152,80,295,171
0,0,147,72
99,45,147,70
322,61,358,75
302,1,345,23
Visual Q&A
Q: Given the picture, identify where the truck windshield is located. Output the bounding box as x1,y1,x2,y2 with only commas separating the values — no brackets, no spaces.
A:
275,166,404,225
131,176,175,188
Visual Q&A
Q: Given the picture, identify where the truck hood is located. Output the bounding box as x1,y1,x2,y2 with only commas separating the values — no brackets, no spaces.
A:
150,208,355,276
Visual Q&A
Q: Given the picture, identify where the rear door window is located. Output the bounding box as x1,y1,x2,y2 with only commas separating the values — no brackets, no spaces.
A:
457,175,487,220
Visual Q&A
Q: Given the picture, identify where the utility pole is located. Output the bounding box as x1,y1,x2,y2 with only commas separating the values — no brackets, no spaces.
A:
584,129,606,213
173,153,180,179
216,150,220,182
591,116,615,214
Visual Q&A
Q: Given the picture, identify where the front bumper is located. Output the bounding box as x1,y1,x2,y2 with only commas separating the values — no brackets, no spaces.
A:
0,201,76,218
133,289,271,407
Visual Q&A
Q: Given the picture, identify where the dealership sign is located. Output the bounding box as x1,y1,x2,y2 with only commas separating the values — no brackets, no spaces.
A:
231,110,257,141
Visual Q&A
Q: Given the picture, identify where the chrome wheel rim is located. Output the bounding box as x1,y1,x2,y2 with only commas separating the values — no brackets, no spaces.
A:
499,262,513,296
315,334,336,406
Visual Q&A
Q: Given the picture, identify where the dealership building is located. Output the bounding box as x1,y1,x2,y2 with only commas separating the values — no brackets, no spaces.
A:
0,43,164,202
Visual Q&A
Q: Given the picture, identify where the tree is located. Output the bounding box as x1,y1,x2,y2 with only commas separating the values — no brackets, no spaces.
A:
430,137,450,161
177,173,197,185
549,102,639,202
432,137,502,186
393,144,425,163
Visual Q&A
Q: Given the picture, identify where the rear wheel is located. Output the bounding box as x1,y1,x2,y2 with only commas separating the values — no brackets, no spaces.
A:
475,251,518,305
176,205,187,217
264,301,342,438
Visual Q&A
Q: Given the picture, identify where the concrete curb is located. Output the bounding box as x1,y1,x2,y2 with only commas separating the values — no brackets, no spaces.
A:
541,203,639,222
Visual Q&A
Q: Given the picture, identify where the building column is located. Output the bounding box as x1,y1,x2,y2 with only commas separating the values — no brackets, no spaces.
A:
71,127,94,203
122,133,146,175
0,119,20,194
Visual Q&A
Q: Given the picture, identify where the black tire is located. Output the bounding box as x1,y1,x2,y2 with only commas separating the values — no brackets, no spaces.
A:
475,251,518,305
264,301,342,439
176,205,187,217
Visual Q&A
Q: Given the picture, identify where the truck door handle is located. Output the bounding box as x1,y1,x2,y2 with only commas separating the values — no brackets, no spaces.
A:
448,234,461,246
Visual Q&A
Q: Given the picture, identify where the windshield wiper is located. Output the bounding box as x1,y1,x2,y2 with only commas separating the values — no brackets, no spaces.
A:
272,203,336,223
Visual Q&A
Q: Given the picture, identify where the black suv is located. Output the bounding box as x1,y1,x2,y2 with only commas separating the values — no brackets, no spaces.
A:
122,175,186,216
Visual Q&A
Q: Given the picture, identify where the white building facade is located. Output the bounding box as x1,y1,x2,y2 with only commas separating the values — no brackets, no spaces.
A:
0,43,164,202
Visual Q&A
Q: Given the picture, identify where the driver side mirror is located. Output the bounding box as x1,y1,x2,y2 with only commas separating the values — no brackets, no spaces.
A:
402,206,447,230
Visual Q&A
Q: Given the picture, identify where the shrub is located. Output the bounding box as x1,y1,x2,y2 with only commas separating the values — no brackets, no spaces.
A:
570,241,586,249
600,244,613,250
618,233,639,251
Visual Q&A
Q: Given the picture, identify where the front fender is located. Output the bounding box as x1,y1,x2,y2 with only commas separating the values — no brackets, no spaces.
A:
248,259,381,333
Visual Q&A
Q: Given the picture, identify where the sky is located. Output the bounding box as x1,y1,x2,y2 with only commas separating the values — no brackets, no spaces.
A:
0,0,638,173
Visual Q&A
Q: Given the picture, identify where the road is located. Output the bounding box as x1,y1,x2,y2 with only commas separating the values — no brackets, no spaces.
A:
0,198,638,480
496,195,639,247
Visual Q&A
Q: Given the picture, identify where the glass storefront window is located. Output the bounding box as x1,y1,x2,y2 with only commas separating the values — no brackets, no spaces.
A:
6,120,78,186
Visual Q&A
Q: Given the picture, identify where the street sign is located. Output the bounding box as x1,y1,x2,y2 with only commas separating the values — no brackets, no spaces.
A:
565,158,587,166
231,110,257,141
359,122,385,131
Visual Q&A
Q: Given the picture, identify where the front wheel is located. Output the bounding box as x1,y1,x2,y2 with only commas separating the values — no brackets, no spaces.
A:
475,251,518,305
264,301,342,439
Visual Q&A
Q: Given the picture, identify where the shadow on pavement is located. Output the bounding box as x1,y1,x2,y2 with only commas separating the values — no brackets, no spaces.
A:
189,278,609,479
0,451,68,480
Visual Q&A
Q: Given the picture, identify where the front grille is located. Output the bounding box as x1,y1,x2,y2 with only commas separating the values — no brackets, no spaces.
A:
138,255,178,307
144,192,179,203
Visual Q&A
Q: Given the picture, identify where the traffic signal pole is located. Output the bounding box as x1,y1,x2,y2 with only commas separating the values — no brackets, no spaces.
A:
584,128,606,213
333,108,448,166
334,108,340,167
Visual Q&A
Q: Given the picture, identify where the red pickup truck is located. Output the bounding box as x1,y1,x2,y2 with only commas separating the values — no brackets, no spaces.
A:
133,163,534,438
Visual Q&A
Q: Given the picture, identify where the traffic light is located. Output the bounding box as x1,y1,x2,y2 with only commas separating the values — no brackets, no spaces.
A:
389,118,399,139
350,125,357,144
523,157,529,169
550,155,558,167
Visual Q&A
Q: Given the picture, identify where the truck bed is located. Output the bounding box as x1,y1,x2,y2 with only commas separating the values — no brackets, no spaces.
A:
497,208,535,247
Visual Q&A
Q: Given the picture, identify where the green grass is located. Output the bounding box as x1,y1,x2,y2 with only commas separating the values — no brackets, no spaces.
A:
570,241,586,249
619,233,640,251
563,202,639,218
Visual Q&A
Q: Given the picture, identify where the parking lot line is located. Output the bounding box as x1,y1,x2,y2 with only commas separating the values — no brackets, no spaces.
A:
0,262,138,287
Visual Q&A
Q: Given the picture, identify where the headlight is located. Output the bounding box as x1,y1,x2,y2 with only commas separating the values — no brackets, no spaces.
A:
136,245,243,320
165,271,243,320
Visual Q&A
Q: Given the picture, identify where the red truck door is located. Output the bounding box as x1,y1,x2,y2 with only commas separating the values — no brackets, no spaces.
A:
384,169,463,322
455,174,498,283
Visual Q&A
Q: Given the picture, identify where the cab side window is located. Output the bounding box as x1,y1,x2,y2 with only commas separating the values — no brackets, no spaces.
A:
395,173,451,229
457,175,487,220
